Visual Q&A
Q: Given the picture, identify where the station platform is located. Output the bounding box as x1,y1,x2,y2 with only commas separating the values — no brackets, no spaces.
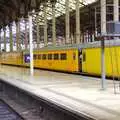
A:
0,65,120,120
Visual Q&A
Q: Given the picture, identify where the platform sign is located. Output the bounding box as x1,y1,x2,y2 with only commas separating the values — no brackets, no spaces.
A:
24,54,30,63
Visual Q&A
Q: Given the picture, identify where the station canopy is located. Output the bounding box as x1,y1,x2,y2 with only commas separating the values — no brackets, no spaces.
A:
0,0,97,28
0,0,97,44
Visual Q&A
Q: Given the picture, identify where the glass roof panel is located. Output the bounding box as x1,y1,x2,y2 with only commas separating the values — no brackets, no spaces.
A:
1,0,97,38
37,0,97,19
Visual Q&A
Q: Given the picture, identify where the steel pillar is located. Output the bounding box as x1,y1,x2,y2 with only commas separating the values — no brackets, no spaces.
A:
113,0,119,40
101,0,106,90
16,22,19,51
36,15,40,49
3,28,6,52
114,0,119,22
76,0,80,44
16,21,21,51
25,19,28,50
44,3,48,47
29,15,34,76
52,3,56,46
65,0,70,44
95,7,97,37
18,21,21,51
101,38,106,90
0,30,1,52
9,24,13,52
101,0,106,35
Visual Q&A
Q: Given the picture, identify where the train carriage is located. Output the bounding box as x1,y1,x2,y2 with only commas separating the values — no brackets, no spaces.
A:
0,52,23,66
1,40,120,78
82,40,120,77
23,46,81,72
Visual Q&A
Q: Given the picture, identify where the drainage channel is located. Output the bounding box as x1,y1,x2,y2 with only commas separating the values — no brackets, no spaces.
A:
0,80,95,120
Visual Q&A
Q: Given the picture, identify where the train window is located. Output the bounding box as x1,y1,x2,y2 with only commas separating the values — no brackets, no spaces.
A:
42,54,46,60
48,54,52,60
60,53,67,60
38,54,41,60
83,52,86,62
54,54,59,60
34,54,37,60
73,52,76,60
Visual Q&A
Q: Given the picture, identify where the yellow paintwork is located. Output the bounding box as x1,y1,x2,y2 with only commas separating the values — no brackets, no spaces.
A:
1,52,23,66
2,46,120,77
82,46,120,77
1,46,120,77
0,49,79,72
32,49,79,72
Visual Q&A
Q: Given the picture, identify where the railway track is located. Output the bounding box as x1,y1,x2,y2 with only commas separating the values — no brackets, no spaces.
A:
0,99,23,120
0,80,94,120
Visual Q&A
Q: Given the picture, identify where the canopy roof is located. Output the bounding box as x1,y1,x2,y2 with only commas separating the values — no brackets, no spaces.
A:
0,0,97,28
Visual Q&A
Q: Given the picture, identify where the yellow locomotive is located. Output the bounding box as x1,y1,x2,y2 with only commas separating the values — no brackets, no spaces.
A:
0,41,120,77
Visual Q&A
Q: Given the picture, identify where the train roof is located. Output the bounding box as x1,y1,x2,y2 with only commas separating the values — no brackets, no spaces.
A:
3,39,120,54
36,40,120,50
80,40,120,49
23,39,120,53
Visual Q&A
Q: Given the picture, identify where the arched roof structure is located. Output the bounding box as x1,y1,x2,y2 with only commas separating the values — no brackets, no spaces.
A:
0,0,97,28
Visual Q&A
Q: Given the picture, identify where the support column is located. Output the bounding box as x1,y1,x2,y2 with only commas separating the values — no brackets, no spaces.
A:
114,0,119,22
0,29,1,52
101,0,106,90
52,3,56,46
44,3,48,47
3,28,6,52
9,24,13,52
16,21,21,51
36,15,40,48
76,0,80,44
16,22,19,51
113,0,119,41
65,0,70,44
25,19,28,50
29,14,34,76
95,7,97,37
101,0,106,35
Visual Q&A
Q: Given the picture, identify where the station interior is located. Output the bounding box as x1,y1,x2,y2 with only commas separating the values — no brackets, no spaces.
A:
0,0,120,120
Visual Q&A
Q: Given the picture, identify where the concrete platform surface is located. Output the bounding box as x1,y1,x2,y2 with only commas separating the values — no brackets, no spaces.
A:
0,65,120,120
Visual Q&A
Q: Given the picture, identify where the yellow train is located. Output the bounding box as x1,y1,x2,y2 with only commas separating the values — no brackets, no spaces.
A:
0,46,80,72
0,41,120,77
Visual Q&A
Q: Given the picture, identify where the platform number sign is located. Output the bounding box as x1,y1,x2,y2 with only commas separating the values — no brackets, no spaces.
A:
24,54,30,63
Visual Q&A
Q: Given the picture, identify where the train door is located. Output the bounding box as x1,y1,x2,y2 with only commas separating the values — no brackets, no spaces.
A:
78,49,82,72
